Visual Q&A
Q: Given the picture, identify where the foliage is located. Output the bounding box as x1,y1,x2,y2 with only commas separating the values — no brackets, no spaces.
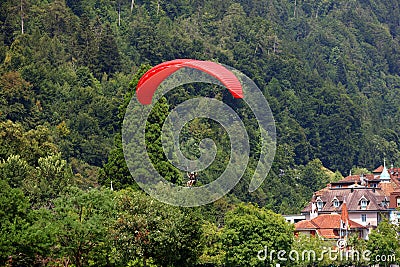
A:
367,219,400,266
1,0,400,264
145,96,183,184
198,221,225,266
0,180,56,266
299,158,330,192
0,120,58,165
290,234,333,267
112,189,204,267
0,179,31,264
0,154,32,188
1,0,400,211
221,203,293,266
52,187,117,267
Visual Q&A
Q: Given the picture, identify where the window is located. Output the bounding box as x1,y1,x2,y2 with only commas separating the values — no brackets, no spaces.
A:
333,200,340,208
361,200,367,209
397,198,400,207
382,197,389,207
317,200,324,211
333,199,340,208
361,214,367,222
360,197,368,210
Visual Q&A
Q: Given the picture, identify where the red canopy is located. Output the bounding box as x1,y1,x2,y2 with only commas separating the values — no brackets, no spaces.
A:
136,59,243,105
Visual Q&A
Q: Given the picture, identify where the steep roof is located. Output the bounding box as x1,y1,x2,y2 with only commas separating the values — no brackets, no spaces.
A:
295,214,365,239
302,187,388,213
331,174,378,185
295,220,317,229
379,181,396,196
380,164,391,181
311,214,364,229
373,165,384,173
318,229,337,239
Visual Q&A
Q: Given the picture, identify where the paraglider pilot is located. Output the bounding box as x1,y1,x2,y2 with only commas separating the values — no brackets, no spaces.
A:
186,171,198,187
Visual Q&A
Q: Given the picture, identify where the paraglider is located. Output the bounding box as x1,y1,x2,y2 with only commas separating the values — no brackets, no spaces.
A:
186,171,198,187
135,59,244,105
134,59,245,189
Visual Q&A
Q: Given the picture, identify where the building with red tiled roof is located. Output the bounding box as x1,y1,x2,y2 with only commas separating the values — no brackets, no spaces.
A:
298,162,400,240
373,165,384,173
295,214,367,240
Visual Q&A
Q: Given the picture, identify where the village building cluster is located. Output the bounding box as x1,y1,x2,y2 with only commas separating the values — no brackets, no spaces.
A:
292,162,400,241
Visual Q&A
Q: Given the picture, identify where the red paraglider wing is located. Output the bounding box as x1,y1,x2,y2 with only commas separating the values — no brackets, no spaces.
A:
136,59,191,90
184,60,243,98
136,59,243,105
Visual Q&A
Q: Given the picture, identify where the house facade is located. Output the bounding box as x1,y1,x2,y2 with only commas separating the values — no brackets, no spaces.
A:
295,163,400,240
295,213,367,240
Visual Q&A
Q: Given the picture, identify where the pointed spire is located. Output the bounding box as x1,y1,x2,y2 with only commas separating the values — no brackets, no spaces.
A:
380,159,391,182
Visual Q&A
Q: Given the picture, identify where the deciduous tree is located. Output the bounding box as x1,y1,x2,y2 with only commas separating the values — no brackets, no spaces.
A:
221,203,293,266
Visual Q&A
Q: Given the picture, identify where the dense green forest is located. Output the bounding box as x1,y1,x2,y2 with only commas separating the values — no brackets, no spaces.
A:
1,0,400,266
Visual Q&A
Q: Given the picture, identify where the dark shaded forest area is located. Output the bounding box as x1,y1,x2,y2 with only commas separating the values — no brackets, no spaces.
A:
1,0,400,266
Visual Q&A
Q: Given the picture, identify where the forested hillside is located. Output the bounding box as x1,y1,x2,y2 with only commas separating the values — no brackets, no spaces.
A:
1,0,400,266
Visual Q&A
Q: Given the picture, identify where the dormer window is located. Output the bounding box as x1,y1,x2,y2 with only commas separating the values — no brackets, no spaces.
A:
316,197,324,211
333,200,340,208
382,197,389,207
360,196,368,210
361,200,367,209
332,197,340,208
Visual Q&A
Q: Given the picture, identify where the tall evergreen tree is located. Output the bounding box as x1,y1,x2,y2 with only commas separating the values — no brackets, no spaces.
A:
96,23,121,79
